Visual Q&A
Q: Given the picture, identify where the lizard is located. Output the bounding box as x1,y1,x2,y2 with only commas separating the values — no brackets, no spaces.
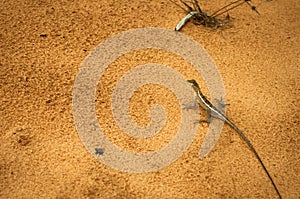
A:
187,79,282,198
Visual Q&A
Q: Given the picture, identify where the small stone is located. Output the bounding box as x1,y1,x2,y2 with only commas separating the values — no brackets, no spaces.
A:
40,33,47,38
95,148,104,155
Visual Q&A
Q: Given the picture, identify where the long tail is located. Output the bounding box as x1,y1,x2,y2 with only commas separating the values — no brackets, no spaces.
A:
224,117,282,198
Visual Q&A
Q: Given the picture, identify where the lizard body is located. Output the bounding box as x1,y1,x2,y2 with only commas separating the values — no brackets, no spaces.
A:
187,79,281,198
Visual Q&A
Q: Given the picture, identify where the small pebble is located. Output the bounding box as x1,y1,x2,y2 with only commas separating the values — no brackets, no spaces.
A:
95,148,104,155
40,33,47,38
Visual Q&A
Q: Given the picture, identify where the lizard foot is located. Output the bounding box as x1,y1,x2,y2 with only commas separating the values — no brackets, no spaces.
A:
194,117,213,124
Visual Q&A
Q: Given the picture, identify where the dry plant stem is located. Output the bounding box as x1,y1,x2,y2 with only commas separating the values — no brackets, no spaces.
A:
173,0,260,30
210,0,246,18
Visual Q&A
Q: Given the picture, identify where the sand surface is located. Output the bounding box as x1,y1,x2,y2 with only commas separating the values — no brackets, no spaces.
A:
1,0,299,198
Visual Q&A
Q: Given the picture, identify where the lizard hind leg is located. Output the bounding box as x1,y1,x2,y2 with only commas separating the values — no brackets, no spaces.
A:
194,109,213,124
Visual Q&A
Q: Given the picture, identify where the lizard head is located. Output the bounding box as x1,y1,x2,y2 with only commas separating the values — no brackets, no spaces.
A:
187,79,200,91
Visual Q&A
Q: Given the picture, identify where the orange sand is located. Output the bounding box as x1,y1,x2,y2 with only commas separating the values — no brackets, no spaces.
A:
1,0,299,198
